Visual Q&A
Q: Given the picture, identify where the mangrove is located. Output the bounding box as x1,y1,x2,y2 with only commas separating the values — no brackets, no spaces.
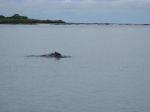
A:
0,14,66,24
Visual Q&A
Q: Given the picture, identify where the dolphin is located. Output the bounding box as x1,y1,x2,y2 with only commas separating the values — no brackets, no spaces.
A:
26,51,71,59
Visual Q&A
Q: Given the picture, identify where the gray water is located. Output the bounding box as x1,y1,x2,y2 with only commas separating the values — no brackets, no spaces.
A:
0,24,150,112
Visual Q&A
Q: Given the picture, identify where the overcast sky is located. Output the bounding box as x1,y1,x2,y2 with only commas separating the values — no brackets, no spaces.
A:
0,0,150,23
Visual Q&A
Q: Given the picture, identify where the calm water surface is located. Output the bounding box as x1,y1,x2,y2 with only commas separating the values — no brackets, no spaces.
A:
0,25,150,112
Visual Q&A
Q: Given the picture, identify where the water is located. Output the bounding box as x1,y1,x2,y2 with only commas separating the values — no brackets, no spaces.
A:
0,24,150,112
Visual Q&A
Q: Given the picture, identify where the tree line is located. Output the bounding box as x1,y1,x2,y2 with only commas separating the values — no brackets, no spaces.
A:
0,14,66,24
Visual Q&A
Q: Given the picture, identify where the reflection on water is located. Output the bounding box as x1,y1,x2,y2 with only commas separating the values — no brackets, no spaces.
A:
0,25,150,112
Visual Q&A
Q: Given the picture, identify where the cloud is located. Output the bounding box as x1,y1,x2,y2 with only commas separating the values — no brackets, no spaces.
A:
0,0,149,13
114,0,150,8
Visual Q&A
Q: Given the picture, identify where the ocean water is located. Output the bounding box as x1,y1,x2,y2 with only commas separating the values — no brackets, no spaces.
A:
0,24,150,112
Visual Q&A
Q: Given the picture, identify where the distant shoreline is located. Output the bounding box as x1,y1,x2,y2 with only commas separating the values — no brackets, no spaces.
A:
64,23,150,26
1,22,150,26
0,14,150,25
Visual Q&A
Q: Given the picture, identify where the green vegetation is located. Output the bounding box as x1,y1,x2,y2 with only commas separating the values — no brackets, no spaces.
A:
0,14,66,24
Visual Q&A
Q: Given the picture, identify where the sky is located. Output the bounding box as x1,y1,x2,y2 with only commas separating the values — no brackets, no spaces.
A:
0,0,150,23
